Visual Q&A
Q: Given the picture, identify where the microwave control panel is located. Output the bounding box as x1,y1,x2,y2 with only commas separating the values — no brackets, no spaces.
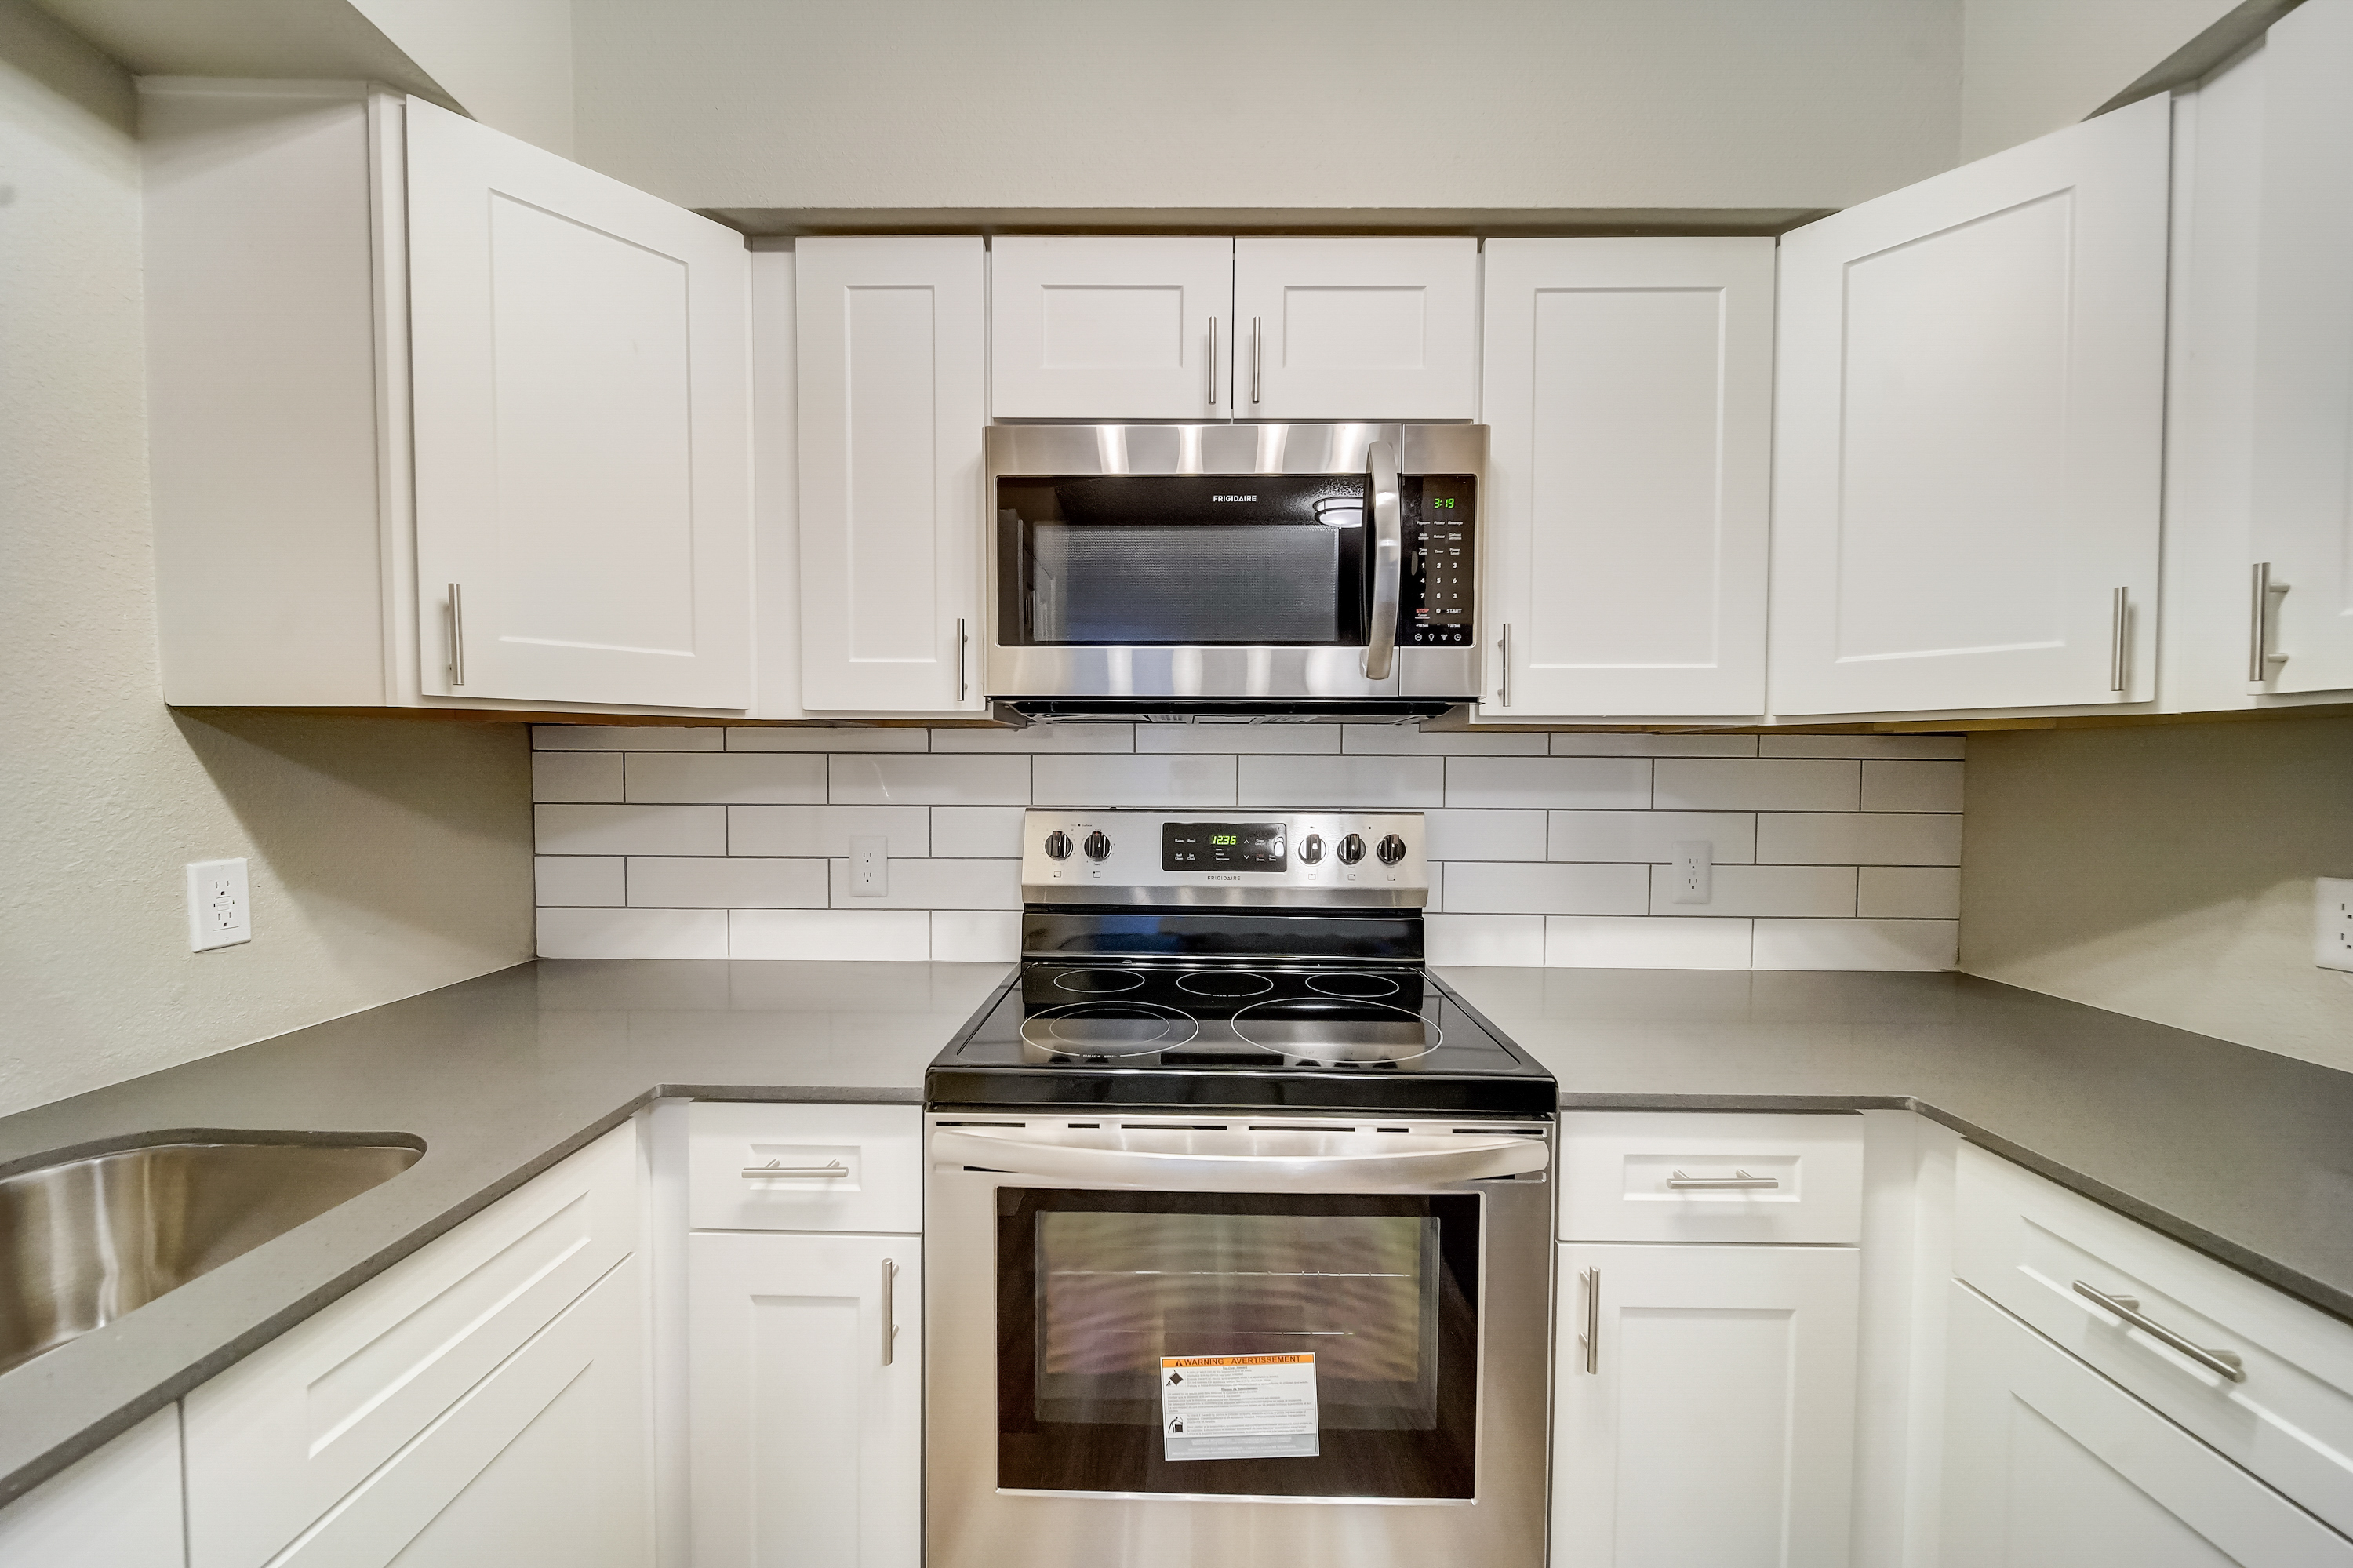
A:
1404,475,1475,646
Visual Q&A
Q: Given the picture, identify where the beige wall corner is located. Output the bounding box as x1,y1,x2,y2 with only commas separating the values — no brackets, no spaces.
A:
1958,0,2247,162
1959,715,2353,1072
347,0,573,155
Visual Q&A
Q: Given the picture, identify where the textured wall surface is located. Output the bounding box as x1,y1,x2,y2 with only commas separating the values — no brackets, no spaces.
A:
0,0,535,1118
533,725,1965,970
1960,715,2353,1074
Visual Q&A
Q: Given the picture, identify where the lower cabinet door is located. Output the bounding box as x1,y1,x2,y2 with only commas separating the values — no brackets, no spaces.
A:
688,1231,920,1568
1944,1282,2353,1567
1552,1242,1860,1568
0,1407,184,1568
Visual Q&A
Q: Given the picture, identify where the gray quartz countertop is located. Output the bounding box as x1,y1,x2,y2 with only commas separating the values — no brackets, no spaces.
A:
5,957,2350,1509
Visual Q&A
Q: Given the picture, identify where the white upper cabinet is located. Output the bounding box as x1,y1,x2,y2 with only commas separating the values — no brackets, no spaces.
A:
990,236,1233,420
1232,238,1478,420
406,100,751,710
797,236,988,712
2252,0,2353,695
1771,94,2173,717
1480,238,1775,719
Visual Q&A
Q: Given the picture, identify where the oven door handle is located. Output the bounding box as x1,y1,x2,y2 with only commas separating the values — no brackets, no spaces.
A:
1362,439,1403,682
929,1126,1545,1191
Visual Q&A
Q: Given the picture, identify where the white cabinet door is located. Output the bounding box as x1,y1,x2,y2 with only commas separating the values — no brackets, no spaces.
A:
1772,94,2172,717
1231,238,1478,420
990,236,1233,420
2253,0,2353,695
1480,238,1775,719
1553,1242,1860,1568
406,97,752,710
797,235,987,712
1943,1282,2353,1567
0,1409,183,1568
688,1231,920,1568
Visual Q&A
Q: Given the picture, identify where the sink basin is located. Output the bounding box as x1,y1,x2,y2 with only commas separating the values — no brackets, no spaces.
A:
0,1135,423,1375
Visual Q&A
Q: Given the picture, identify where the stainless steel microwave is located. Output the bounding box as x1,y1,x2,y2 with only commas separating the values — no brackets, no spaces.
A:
984,424,1486,719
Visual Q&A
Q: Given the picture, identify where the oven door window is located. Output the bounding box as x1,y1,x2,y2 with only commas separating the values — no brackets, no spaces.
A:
996,476,1367,646
995,1188,1479,1499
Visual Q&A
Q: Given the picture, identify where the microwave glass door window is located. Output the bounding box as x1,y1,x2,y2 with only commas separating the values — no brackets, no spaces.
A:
1406,476,1475,647
995,1189,1481,1499
1163,821,1288,871
996,477,1369,646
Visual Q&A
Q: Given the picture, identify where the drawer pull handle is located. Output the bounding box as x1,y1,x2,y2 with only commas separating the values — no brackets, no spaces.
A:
1666,1169,1780,1190
2072,1281,2246,1382
742,1159,850,1179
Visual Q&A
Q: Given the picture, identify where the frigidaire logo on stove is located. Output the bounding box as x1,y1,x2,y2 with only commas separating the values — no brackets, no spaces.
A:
1211,494,1257,502
1206,874,1242,882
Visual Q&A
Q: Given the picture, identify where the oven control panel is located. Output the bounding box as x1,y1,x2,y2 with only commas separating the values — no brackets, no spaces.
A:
1024,809,1426,908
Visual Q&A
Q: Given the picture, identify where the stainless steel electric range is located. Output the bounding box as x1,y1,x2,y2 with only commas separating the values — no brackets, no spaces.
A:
924,809,1555,1568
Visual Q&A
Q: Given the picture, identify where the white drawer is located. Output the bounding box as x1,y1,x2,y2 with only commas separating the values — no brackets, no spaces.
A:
686,1101,921,1233
1956,1143,2353,1537
185,1121,638,1568
1558,1111,1864,1244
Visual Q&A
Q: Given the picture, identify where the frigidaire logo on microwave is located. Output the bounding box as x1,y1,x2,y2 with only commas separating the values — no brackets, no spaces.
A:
1211,494,1257,502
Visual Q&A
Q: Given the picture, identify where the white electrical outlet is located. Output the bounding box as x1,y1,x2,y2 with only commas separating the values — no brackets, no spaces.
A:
849,835,889,898
2318,878,2353,973
186,858,251,951
1671,840,1714,904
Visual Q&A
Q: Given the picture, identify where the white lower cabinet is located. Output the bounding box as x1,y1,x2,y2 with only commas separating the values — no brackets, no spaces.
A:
1943,1280,2353,1566
686,1231,920,1568
1551,1242,1860,1568
0,1408,184,1568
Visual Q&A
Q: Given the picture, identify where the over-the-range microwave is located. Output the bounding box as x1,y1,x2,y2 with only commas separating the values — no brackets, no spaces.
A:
984,424,1486,722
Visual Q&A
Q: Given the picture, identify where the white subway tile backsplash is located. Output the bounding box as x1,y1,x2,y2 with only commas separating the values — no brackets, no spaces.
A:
828,857,1019,910
1140,726,1339,754
1238,755,1444,809
1425,914,1546,966
1857,866,1962,919
1544,915,1754,969
931,910,1022,963
1756,813,1961,866
1653,758,1860,812
535,803,726,857
1548,809,1758,864
627,751,825,806
1034,754,1235,807
628,857,827,909
1751,919,1958,971
1341,725,1547,755
1761,733,1967,760
535,856,624,907
727,727,928,751
1648,863,1856,918
538,907,727,959
1446,757,1650,809
533,725,722,751
934,725,1133,752
1860,759,1965,813
1443,861,1649,916
930,806,1027,858
1423,809,1547,862
831,754,1031,805
730,908,932,962
531,752,623,803
729,805,931,858
1549,733,1760,757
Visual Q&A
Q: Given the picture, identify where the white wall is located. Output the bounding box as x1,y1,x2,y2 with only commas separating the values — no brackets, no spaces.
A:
347,0,573,154
570,0,1965,216
0,0,535,1118
1958,0,2244,160
1958,716,2353,1073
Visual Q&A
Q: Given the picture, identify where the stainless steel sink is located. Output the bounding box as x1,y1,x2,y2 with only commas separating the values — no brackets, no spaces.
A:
0,1135,423,1375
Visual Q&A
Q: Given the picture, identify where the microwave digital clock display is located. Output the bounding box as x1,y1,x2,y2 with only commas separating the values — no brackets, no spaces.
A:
1162,821,1287,871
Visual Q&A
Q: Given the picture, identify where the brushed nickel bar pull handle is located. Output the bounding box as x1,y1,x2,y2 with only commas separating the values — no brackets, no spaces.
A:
447,583,466,688
1207,316,1218,406
1666,1168,1780,1190
2073,1280,2246,1382
882,1257,900,1366
956,617,969,703
1252,316,1263,404
2109,586,2129,693
1497,623,1511,708
740,1159,849,1179
2249,562,2289,682
1580,1267,1600,1373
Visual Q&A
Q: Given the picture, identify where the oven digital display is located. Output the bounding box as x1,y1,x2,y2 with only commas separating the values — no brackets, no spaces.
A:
1163,821,1288,871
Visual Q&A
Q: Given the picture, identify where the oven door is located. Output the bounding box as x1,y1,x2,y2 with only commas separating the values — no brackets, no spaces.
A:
925,1113,1554,1568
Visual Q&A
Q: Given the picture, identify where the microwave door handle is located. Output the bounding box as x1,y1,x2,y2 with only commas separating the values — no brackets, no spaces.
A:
1362,440,1403,681
929,1126,1545,1191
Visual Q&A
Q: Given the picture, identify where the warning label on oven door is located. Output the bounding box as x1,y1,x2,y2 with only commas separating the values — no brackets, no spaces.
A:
1159,1353,1319,1461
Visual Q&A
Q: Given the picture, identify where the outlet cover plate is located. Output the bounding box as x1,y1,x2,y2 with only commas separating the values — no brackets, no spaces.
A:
187,857,251,951
2318,878,2353,973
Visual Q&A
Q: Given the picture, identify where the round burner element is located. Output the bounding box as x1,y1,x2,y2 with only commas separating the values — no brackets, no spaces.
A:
1176,970,1275,999
1020,1000,1199,1057
1304,971,1402,999
1227,997,1442,1063
1049,968,1145,995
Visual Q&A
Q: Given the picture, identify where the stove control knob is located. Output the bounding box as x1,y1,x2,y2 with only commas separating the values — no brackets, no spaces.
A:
1043,830,1072,860
1377,833,1408,866
1298,832,1325,865
1337,833,1366,865
1083,830,1112,862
